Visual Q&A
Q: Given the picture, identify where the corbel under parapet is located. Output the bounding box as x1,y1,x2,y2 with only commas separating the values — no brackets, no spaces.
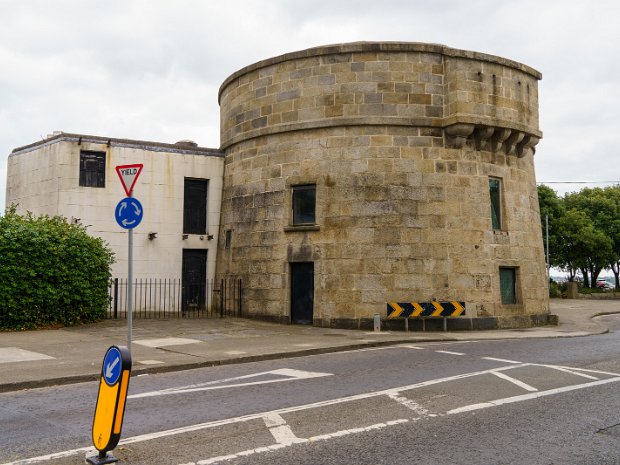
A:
473,127,495,151
444,122,540,157
516,134,540,157
444,123,475,148
503,130,525,155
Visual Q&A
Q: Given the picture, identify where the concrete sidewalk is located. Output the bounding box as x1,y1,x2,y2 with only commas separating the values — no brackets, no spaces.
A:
0,298,618,393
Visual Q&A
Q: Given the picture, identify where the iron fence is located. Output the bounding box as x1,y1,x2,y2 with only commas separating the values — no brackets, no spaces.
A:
107,277,242,319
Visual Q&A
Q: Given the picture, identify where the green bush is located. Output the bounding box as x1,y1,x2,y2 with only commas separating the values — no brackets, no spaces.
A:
0,207,114,330
549,279,564,298
578,286,606,295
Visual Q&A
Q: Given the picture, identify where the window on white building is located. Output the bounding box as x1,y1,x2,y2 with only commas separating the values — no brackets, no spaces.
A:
79,151,106,188
183,178,208,234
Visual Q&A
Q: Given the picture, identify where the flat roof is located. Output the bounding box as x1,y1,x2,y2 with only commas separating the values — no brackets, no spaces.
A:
11,132,224,157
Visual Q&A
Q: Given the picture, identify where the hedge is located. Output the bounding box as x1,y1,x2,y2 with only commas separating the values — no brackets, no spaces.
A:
0,207,114,330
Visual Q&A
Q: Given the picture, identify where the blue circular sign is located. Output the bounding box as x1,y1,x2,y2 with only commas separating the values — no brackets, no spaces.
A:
103,346,122,386
115,197,143,230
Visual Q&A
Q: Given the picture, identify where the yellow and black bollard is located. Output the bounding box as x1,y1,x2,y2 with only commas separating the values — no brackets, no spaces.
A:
86,345,131,465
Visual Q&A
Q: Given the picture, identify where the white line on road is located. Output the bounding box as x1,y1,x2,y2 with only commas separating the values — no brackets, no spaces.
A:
263,413,306,445
435,350,465,356
128,368,333,399
541,365,599,380
0,446,98,465
180,420,410,465
534,364,620,378
263,413,287,428
492,371,538,391
7,362,614,465
267,424,306,445
447,376,620,415
482,357,522,364
306,419,408,442
387,393,431,417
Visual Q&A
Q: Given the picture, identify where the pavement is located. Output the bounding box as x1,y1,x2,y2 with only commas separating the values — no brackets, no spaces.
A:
0,298,619,393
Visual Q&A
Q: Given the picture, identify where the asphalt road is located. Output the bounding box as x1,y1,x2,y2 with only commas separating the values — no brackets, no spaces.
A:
3,314,620,465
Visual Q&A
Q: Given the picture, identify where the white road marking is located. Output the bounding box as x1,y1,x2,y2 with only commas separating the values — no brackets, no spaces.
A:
447,376,620,415
7,362,616,465
0,348,54,363
307,419,408,442
263,413,286,428
560,366,620,377
541,365,599,380
482,357,522,364
133,337,200,348
0,445,97,465
492,371,538,391
128,368,333,399
426,341,478,346
184,420,410,465
387,393,429,417
398,344,425,349
534,364,620,378
435,350,465,356
263,413,305,445
137,359,165,365
266,425,304,446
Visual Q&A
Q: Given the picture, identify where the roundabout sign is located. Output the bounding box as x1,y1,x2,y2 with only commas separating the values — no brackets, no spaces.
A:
114,197,143,230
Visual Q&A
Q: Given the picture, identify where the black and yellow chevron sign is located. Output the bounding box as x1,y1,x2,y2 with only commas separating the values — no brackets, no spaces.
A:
386,301,466,318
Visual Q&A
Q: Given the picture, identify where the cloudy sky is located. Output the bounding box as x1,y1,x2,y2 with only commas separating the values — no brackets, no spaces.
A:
1,0,619,209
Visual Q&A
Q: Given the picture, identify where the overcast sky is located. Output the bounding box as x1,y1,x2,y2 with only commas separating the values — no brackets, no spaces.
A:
2,0,619,210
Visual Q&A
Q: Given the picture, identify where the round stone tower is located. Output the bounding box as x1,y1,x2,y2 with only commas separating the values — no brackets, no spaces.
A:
217,42,550,329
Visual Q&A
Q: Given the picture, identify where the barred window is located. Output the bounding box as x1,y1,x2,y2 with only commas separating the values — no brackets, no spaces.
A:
79,151,106,188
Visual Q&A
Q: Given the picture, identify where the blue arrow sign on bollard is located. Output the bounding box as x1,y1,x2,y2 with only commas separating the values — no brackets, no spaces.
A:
115,197,143,230
102,346,122,386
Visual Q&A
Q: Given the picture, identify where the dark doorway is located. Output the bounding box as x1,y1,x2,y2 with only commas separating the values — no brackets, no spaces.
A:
182,250,207,313
290,262,314,324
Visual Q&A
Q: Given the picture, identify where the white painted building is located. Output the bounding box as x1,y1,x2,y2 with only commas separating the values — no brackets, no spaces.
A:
6,132,224,301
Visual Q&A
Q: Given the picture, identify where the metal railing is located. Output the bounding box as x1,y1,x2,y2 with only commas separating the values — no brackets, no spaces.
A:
107,277,242,319
217,277,243,318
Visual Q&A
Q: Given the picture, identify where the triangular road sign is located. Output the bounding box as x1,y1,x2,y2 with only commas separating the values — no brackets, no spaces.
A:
115,164,143,197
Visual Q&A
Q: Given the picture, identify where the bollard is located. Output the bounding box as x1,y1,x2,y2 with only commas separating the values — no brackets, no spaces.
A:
373,314,381,332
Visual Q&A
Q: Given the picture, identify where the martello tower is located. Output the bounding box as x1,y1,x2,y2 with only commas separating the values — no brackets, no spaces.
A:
216,42,549,329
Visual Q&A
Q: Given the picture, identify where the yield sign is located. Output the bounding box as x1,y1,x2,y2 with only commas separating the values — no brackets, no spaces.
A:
115,164,143,197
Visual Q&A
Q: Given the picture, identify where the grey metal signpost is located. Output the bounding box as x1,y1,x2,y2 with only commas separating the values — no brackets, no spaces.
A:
115,164,144,353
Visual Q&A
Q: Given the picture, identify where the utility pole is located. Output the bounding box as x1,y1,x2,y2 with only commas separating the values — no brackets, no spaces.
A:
546,214,550,279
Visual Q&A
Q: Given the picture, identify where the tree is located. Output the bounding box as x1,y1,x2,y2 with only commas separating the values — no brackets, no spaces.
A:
564,187,620,288
554,208,613,286
537,185,565,269
0,207,115,330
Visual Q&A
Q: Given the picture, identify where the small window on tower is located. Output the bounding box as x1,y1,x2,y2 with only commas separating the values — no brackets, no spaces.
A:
292,184,316,225
489,177,502,230
499,267,517,304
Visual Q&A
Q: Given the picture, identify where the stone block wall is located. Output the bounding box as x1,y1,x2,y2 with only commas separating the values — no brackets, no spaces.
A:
217,42,549,327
